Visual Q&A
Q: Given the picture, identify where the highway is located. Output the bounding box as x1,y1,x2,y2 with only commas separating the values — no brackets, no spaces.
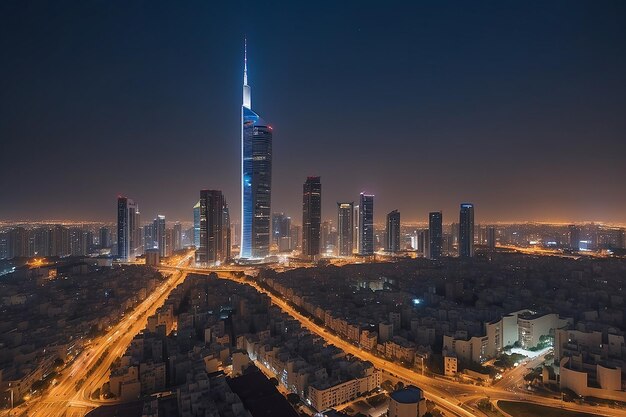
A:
22,253,194,417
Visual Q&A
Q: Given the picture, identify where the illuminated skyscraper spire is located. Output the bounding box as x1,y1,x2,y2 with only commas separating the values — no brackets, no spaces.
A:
243,38,251,108
240,39,272,259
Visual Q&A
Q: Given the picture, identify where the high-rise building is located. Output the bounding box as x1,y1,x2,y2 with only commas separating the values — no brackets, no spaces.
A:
156,215,166,257
272,213,289,245
420,229,429,258
337,202,353,257
272,212,291,251
353,204,360,253
240,40,272,259
0,232,8,259
429,212,443,260
69,227,86,256
222,200,231,261
117,196,138,260
197,190,229,265
487,226,496,250
165,228,174,257
459,203,475,258
55,225,71,257
193,201,201,248
99,226,111,248
144,224,154,250
321,220,334,254
7,227,27,258
290,225,301,251
173,222,182,252
302,176,322,258
386,210,401,253
134,207,142,255
359,193,374,255
568,224,580,251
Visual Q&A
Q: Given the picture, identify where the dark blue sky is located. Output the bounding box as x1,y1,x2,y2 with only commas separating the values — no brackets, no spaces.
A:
1,1,625,224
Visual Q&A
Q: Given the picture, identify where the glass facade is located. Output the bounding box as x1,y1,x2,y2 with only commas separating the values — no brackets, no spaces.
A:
117,196,137,260
302,176,322,257
241,107,272,259
386,210,400,253
193,200,200,248
337,202,353,256
459,203,475,257
429,211,443,259
359,193,374,255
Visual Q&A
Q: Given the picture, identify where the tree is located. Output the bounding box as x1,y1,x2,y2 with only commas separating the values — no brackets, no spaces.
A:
287,393,300,405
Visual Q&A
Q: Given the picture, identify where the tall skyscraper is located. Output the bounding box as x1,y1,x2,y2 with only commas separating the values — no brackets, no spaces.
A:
321,220,334,254
386,210,401,253
359,193,374,255
193,201,200,248
353,204,360,253
487,226,496,250
459,203,475,258
222,200,231,261
337,202,353,257
117,196,138,260
240,40,272,259
165,228,174,257
156,215,166,257
429,211,443,260
99,226,110,248
197,190,228,265
173,222,182,252
302,176,322,258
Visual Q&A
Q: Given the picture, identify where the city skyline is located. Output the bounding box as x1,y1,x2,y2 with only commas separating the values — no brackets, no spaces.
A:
1,2,626,225
3,4,626,417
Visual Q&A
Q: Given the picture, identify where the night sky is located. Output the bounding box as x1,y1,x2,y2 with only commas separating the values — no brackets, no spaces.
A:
1,1,625,224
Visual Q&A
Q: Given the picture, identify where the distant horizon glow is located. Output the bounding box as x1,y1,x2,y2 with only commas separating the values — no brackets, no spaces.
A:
1,2,625,224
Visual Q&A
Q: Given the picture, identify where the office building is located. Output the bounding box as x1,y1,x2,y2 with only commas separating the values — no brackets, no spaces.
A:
272,212,291,246
197,190,228,265
353,204,360,253
459,203,475,258
568,224,580,251
193,201,200,248
117,196,138,260
386,210,401,253
222,200,231,261
429,212,443,260
337,202,354,256
487,226,496,250
173,222,182,252
156,215,166,257
144,224,154,250
240,40,272,259
99,227,111,248
302,176,322,258
290,225,301,251
359,193,374,255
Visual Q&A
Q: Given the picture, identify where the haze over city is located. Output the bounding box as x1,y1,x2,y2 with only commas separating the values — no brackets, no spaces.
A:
1,1,625,224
